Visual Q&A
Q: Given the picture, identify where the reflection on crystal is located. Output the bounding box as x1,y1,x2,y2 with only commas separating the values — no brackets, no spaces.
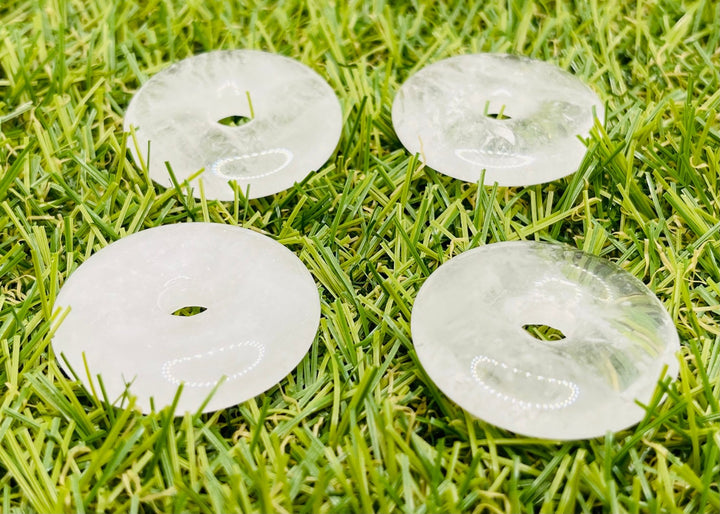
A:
471,355,580,411
455,148,533,168
211,148,293,180
161,340,265,388
410,241,680,440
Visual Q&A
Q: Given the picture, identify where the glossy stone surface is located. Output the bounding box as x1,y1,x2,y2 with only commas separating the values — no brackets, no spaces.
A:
392,54,603,186
52,223,320,414
124,50,342,200
411,241,680,440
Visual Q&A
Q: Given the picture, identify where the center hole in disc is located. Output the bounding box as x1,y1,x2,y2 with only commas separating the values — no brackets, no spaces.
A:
485,112,512,120
171,305,207,317
482,100,512,120
217,115,252,127
523,324,566,341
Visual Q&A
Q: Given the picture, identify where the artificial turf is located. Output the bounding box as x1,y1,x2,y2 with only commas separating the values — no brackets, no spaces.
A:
1,0,719,512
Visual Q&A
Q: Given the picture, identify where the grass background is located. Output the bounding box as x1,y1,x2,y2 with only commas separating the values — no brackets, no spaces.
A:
1,0,719,512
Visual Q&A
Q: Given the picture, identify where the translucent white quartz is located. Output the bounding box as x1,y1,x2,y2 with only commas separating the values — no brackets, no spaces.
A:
52,223,320,414
124,50,342,200
411,242,680,440
392,54,604,186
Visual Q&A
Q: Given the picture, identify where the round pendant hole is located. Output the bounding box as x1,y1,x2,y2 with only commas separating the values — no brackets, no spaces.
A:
522,324,566,341
482,100,512,120
171,305,208,317
485,111,512,120
217,115,252,127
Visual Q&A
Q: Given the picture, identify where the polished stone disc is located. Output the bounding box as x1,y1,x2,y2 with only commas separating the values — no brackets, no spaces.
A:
411,241,679,440
124,50,342,200
392,53,603,186
52,223,320,414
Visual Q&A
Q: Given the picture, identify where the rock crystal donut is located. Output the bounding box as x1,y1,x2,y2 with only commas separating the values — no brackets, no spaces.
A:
392,53,603,186
410,241,680,440
124,50,343,200
51,223,321,414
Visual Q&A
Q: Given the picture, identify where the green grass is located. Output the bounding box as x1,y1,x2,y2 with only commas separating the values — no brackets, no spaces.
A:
1,0,719,512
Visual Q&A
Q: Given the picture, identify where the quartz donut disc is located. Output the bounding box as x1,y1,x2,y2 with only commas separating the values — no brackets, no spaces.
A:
52,223,321,414
124,50,343,200
411,242,680,440
392,54,604,186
